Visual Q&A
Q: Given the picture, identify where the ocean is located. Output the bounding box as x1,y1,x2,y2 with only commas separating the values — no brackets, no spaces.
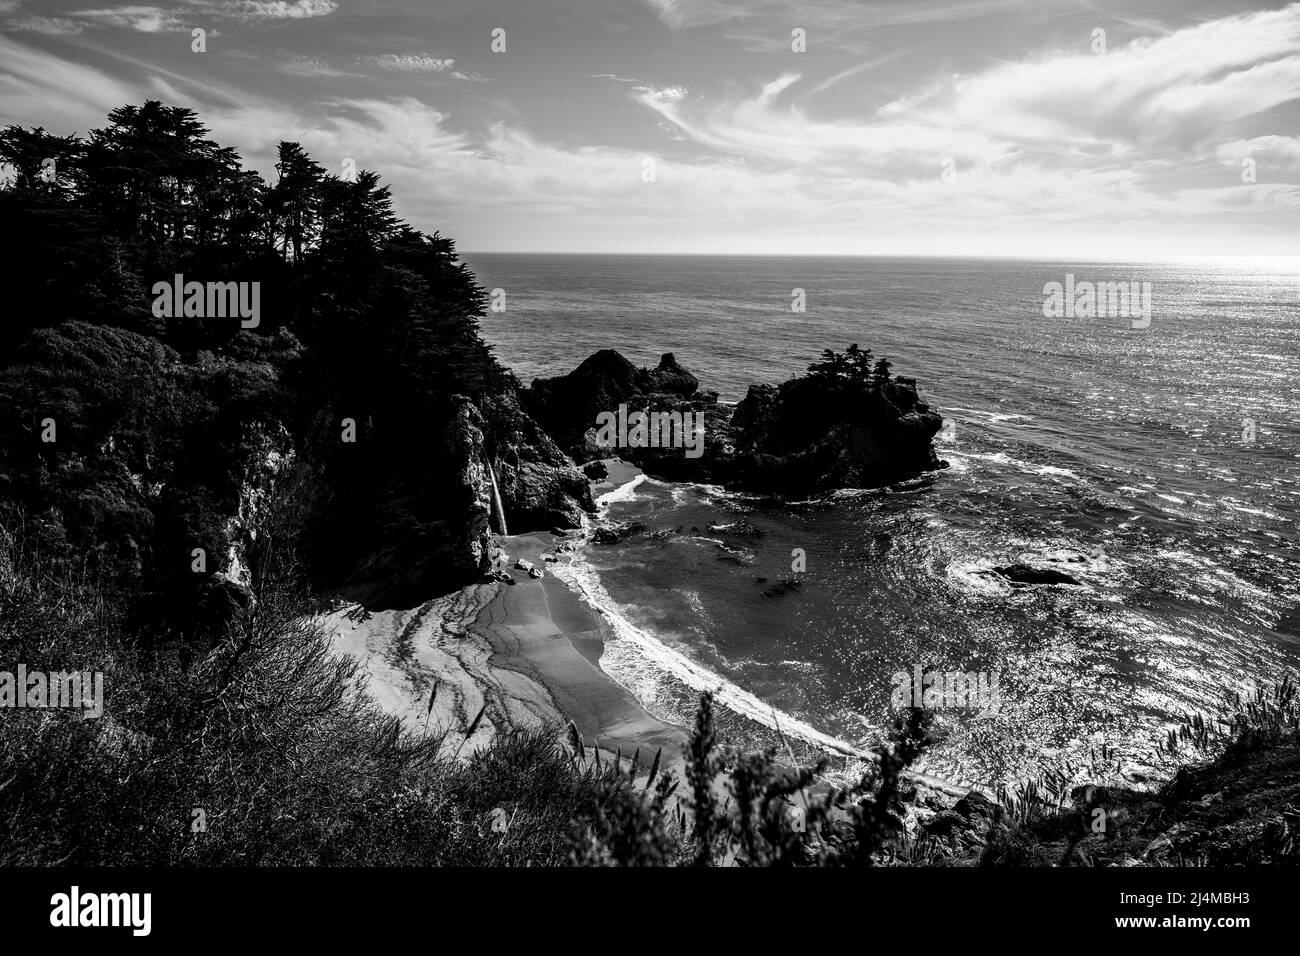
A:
464,253,1300,791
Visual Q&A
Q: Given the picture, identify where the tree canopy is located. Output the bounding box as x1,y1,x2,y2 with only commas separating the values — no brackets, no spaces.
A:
0,100,504,642
806,344,891,388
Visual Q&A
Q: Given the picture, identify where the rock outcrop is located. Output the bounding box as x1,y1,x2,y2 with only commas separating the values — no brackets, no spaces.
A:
722,372,945,493
526,350,713,462
987,563,1083,587
525,350,946,495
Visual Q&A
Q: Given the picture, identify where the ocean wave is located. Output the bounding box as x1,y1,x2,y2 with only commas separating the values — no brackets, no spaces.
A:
1036,464,1082,481
942,406,1034,424
942,449,1084,483
940,455,970,475
945,561,1014,597
551,554,868,758
597,473,649,506
1222,501,1286,520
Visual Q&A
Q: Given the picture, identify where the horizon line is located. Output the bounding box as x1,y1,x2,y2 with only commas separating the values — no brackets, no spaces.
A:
458,250,1300,266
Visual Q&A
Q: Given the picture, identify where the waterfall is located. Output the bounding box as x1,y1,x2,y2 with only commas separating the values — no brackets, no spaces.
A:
487,460,508,537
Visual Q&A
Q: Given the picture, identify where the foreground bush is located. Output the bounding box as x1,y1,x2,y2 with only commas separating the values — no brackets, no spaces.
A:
0,530,618,865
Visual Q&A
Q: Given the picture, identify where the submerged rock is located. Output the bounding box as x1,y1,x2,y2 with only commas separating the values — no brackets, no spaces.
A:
988,564,1083,587
761,579,802,598
591,521,646,545
708,518,763,537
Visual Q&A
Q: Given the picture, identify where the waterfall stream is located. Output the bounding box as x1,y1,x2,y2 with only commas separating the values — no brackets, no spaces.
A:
487,460,508,537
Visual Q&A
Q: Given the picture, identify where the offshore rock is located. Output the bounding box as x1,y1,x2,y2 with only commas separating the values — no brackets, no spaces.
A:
526,350,946,496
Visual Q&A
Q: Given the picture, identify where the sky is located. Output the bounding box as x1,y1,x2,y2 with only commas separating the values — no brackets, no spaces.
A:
1,0,1299,258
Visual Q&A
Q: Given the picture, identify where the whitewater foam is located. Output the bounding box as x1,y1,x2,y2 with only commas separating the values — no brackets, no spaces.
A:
551,553,868,758
598,473,649,507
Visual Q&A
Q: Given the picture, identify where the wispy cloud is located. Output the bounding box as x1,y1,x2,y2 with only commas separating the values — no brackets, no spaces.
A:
277,54,349,77
358,53,485,81
2,16,85,34
642,0,743,30
808,51,908,96
67,0,336,33
234,0,337,20
70,5,199,32
647,0,1068,52
641,4,1300,173
362,54,457,73
1217,134,1300,172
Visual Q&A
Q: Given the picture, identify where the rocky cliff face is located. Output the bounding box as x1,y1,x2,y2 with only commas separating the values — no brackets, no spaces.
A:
479,391,594,533
306,388,594,611
0,320,594,631
331,397,495,610
524,350,946,495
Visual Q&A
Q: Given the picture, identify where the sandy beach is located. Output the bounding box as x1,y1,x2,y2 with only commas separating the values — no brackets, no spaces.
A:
322,461,689,773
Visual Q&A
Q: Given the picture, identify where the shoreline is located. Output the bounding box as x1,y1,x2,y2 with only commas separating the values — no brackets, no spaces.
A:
474,528,689,765
322,458,973,803
321,464,690,772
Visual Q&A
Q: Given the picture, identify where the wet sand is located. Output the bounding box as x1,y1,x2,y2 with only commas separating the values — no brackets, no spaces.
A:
321,521,687,772
478,531,688,763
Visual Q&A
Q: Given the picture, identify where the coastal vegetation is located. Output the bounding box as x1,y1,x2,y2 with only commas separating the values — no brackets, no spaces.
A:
0,100,590,632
